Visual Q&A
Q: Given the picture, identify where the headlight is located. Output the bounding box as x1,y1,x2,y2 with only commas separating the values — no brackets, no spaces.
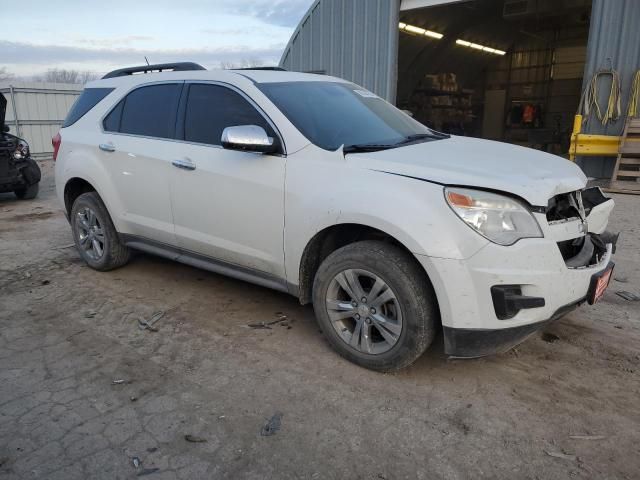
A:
445,187,542,246
13,140,30,160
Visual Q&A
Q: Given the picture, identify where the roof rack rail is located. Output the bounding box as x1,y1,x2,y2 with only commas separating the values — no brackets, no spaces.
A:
102,62,206,79
233,67,287,71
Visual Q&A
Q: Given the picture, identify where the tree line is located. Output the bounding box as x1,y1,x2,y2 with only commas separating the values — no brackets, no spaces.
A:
0,59,267,85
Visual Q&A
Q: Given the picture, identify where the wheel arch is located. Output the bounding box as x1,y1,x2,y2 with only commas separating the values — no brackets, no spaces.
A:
64,177,97,217
295,223,439,315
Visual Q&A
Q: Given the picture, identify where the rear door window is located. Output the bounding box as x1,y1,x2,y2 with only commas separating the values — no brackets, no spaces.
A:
182,84,275,146
63,88,114,127
104,83,181,139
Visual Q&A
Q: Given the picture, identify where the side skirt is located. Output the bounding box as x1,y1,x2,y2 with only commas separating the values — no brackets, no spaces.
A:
120,234,290,294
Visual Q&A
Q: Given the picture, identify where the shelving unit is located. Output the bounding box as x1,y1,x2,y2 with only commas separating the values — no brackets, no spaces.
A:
407,82,477,134
502,49,554,143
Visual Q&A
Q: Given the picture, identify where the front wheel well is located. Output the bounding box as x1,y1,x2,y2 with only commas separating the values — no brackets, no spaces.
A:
297,224,432,306
64,178,96,217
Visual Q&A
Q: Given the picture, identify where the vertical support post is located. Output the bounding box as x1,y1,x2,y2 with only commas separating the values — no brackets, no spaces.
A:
569,114,583,161
8,85,21,138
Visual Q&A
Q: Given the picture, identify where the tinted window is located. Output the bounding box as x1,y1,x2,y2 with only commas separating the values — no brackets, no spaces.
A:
258,81,435,151
103,100,123,132
63,88,114,127
183,84,274,146
117,84,181,138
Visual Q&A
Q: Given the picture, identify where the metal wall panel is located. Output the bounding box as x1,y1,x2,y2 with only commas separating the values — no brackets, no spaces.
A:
579,0,640,177
554,46,587,80
0,82,82,158
280,0,401,102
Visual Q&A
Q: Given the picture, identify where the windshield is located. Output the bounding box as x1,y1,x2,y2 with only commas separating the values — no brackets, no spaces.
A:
257,81,441,151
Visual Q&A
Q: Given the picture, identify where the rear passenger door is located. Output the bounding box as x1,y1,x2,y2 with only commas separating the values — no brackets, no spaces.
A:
101,82,184,246
170,82,286,278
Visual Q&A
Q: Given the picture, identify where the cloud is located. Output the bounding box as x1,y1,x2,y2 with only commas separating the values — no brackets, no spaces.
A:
0,40,286,72
220,0,311,27
0,0,313,76
75,35,156,48
201,27,265,36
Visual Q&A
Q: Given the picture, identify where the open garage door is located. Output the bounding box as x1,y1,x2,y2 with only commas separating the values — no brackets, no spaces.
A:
398,0,592,155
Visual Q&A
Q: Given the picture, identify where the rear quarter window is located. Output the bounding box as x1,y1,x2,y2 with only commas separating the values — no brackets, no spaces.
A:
63,88,114,127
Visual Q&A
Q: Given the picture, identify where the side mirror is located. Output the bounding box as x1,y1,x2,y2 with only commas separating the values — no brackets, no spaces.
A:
2,125,9,133
221,125,278,154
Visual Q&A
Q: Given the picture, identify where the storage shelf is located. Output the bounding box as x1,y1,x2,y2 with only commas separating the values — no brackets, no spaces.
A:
415,88,474,98
428,105,473,110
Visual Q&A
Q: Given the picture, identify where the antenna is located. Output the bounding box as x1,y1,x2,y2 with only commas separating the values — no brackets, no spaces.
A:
144,56,150,66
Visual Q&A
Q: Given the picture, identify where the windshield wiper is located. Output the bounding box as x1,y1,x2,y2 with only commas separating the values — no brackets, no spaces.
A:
397,132,450,145
343,131,450,154
343,143,398,154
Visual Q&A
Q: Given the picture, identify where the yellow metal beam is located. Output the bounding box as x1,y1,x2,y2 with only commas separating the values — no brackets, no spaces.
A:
569,134,620,159
569,114,621,161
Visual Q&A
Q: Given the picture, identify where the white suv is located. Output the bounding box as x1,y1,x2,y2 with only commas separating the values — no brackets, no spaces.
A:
54,63,617,371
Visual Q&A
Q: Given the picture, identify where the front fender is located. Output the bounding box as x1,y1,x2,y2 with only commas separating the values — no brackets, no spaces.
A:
284,145,489,286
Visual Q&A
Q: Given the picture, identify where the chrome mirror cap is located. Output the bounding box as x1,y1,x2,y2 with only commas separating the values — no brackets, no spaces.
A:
221,125,277,154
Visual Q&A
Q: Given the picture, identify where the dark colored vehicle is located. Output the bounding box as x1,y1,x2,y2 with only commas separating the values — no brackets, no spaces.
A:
0,93,40,199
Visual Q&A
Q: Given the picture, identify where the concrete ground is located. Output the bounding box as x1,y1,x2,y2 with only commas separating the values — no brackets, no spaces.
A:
1,161,639,480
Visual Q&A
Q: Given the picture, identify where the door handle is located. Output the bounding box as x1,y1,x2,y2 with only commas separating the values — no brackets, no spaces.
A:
172,159,196,171
99,143,116,152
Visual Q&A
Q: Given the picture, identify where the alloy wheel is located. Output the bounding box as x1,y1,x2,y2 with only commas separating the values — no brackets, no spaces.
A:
76,207,105,261
325,269,403,354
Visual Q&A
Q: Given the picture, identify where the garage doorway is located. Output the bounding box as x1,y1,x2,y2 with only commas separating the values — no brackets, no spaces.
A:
398,0,592,156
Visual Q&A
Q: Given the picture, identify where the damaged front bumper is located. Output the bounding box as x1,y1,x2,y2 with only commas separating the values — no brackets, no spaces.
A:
442,297,585,358
416,187,618,358
0,134,40,193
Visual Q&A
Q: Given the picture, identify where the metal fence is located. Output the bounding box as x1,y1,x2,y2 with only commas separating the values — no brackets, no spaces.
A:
0,82,82,159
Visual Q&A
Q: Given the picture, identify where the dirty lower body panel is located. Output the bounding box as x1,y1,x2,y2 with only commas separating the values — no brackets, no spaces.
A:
443,298,585,358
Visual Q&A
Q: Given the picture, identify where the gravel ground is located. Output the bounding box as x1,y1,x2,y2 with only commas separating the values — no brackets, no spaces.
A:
1,161,639,479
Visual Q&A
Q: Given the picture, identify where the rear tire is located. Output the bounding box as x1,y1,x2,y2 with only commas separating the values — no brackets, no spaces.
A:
14,182,39,200
312,240,438,371
70,192,130,271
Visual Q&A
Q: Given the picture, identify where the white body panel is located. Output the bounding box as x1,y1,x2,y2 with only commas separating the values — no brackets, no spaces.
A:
345,136,588,206
282,143,490,289
54,68,615,340
99,134,181,246
171,144,286,277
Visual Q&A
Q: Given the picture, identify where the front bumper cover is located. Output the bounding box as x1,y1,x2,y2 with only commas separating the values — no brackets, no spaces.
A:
443,297,585,358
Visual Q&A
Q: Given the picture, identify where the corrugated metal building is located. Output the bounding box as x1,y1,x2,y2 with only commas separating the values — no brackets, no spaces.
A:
281,0,640,178
0,82,82,159
280,0,401,102
580,0,640,176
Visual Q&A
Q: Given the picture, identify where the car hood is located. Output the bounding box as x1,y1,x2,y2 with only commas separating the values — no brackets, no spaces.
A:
345,135,587,206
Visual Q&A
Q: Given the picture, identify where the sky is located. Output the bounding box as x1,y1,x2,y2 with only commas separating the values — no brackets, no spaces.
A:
0,0,313,78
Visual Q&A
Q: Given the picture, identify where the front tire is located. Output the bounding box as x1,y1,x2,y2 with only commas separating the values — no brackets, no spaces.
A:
70,192,130,271
14,182,39,200
312,240,438,371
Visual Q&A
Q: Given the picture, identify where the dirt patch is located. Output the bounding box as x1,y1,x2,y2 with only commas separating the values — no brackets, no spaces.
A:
1,161,639,479
6,210,57,221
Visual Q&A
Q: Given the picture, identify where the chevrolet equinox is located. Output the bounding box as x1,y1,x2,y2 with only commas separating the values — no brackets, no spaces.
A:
54,63,617,371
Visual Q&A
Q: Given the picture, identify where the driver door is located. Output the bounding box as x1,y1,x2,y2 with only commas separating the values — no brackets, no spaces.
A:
169,83,286,279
